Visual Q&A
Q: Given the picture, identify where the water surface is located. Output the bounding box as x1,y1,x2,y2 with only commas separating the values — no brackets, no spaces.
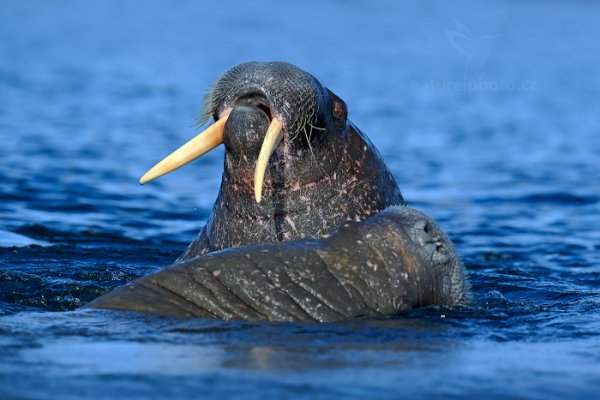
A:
1,1,599,399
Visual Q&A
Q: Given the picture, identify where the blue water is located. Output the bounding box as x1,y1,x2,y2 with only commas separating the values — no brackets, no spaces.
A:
1,0,600,398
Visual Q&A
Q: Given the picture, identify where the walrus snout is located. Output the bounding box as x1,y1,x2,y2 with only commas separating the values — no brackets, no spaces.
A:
390,207,452,262
376,206,471,306
222,104,271,159
206,62,337,202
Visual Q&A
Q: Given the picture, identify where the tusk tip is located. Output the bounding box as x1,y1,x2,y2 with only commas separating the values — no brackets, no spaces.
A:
254,184,263,203
139,174,151,185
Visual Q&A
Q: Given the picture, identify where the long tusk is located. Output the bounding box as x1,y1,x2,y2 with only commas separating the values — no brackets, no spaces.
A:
254,118,283,203
139,117,228,184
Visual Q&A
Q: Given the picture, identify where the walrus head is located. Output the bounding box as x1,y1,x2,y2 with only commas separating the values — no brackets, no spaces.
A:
140,62,404,258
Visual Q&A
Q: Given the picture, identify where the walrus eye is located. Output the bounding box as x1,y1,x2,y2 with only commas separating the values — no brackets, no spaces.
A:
327,89,347,122
333,101,346,120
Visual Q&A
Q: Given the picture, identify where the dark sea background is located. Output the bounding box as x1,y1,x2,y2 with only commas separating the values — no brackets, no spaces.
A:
1,1,599,399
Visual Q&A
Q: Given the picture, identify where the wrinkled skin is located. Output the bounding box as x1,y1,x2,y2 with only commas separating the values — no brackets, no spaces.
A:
88,207,470,322
178,62,403,260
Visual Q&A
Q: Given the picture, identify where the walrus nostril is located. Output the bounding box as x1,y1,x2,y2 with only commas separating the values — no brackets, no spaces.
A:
423,222,430,234
255,103,272,121
234,93,273,121
412,219,429,234
407,218,443,249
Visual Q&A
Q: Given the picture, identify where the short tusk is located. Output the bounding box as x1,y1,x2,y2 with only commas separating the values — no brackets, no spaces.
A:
139,117,228,184
254,118,283,203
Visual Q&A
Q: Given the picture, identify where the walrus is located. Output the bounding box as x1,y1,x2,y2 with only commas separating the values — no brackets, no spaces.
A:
138,62,403,260
88,206,470,322
87,62,469,321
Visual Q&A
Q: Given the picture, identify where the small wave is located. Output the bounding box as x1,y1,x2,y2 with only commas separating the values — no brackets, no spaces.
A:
474,193,598,205
522,193,599,205
0,230,49,248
